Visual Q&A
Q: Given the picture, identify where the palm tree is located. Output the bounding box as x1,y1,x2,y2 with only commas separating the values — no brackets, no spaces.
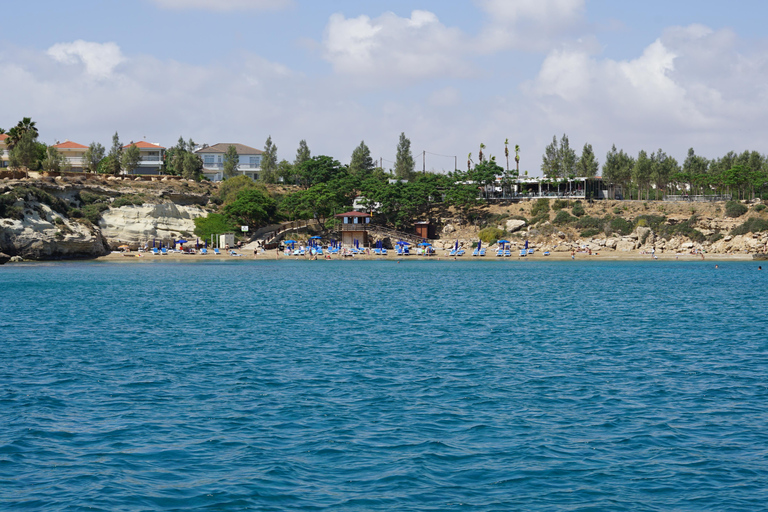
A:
467,152,472,171
479,143,485,163
5,117,38,150
515,145,520,176
504,139,509,171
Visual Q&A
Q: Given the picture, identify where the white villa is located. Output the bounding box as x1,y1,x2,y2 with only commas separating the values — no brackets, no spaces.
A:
195,143,263,182
123,141,165,175
52,140,89,172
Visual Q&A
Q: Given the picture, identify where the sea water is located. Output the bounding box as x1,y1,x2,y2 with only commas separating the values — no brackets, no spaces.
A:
1,260,767,511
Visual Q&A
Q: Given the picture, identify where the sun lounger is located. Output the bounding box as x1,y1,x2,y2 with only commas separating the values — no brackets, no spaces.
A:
472,248,479,256
527,249,534,255
213,248,221,255
373,248,382,255
504,249,511,257
479,248,486,256
496,249,504,257
161,248,168,255
200,248,208,255
519,250,526,257
151,248,159,255
456,249,465,256
543,251,550,256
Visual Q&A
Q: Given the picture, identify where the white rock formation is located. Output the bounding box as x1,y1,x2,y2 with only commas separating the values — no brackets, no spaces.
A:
100,203,207,243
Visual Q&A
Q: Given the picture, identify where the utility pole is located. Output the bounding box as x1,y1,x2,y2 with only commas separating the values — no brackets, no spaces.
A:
423,150,426,174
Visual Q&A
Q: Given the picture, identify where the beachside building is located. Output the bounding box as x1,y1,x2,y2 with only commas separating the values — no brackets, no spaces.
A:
123,141,165,175
335,211,371,247
0,134,8,168
51,140,89,172
194,143,263,182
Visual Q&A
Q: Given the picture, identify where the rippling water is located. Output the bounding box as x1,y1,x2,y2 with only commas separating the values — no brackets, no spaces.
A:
2,260,767,510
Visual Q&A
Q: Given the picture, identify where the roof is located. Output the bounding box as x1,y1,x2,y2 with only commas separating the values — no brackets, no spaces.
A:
0,134,8,141
52,141,88,149
123,141,165,149
335,211,371,218
195,143,263,155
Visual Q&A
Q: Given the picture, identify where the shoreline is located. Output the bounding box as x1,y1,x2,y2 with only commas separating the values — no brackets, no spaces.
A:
88,250,756,263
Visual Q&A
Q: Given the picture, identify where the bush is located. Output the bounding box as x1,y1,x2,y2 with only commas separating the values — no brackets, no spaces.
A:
530,198,550,217
634,215,666,230
529,212,550,225
575,215,602,230
112,194,144,208
731,217,768,236
607,217,633,236
552,199,570,211
81,203,110,224
571,202,585,217
658,215,705,243
725,201,748,218
553,210,576,226
79,191,107,205
479,226,505,244
580,228,601,238
612,207,622,215
753,204,766,212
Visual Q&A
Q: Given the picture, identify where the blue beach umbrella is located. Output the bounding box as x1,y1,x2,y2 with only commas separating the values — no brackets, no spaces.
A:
524,239,529,249
477,240,481,250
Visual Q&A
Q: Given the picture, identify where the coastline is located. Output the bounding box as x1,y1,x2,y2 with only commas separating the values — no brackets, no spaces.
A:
92,250,756,263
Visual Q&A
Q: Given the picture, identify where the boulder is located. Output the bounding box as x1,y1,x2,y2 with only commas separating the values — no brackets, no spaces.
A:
505,219,526,233
443,223,455,234
605,238,618,249
0,252,9,265
616,239,636,252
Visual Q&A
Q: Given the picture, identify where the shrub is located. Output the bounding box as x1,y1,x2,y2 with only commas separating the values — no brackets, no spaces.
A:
612,207,622,215
753,204,766,212
79,191,107,205
529,212,550,225
575,215,601,230
731,217,768,236
580,228,601,238
530,198,550,217
552,199,570,210
553,210,576,226
725,201,748,218
478,226,505,244
658,215,705,243
571,202,585,217
607,217,633,236
112,194,144,208
81,203,110,224
634,215,666,230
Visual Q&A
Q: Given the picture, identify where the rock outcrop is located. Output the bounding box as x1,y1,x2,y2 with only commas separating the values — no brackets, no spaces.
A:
99,203,207,244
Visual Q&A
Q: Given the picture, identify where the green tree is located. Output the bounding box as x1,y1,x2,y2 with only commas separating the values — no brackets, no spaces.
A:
394,132,414,180
82,142,105,173
107,132,122,175
576,143,598,177
682,148,708,195
261,135,278,182
559,134,576,178
514,144,520,176
541,135,560,178
41,145,68,172
294,139,311,166
121,143,141,175
602,144,634,197
5,117,39,151
222,187,277,228
193,213,238,241
349,140,374,176
182,151,203,180
633,150,652,200
296,155,345,188
8,129,39,177
223,144,240,179
276,159,295,184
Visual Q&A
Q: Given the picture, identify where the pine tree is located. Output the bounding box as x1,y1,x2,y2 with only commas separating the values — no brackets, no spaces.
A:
394,132,414,180
261,136,278,182
349,140,374,175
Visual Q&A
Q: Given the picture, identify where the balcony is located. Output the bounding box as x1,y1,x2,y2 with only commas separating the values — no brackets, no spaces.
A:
340,223,369,231
140,156,161,162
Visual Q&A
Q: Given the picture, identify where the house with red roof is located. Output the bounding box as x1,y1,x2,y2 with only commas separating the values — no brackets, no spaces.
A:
122,141,165,175
51,140,89,172
194,143,263,181
0,134,8,168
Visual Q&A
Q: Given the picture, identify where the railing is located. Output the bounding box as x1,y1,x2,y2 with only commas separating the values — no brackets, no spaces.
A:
64,157,86,165
340,223,369,231
140,156,161,162
202,163,261,170
664,195,732,202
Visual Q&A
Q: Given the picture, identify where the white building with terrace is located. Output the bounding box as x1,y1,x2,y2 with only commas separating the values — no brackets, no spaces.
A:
195,143,263,181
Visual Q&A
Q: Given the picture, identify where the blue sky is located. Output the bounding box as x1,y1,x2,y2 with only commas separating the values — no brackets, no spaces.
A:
4,0,768,174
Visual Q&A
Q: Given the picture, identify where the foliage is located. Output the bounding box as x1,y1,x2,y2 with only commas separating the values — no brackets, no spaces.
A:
576,143,599,178
753,204,766,212
223,145,240,179
633,214,666,230
193,213,238,240
8,130,40,172
78,191,108,205
394,132,414,180
530,198,550,217
164,137,202,180
575,215,601,230
41,145,68,172
107,132,122,175
261,136,278,182
731,217,768,236
82,142,105,173
80,203,110,224
571,201,585,217
658,215,705,243
580,228,601,238
121,144,141,174
294,139,311,166
725,201,748,218
478,227,505,244
602,144,635,191
295,155,346,189
349,140,375,176
112,194,144,208
552,210,576,225
222,187,277,229
606,216,633,236
217,175,260,204
552,199,570,210
541,134,577,178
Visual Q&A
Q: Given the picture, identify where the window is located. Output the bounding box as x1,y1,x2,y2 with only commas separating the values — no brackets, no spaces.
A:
204,155,214,165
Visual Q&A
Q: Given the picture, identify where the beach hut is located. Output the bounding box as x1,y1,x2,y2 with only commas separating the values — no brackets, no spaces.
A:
335,211,371,247
414,221,436,240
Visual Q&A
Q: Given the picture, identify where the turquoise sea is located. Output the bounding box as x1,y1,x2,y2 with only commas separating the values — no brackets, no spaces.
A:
1,259,767,511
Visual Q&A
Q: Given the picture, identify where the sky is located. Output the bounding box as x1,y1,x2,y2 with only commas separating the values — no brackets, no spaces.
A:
3,0,768,175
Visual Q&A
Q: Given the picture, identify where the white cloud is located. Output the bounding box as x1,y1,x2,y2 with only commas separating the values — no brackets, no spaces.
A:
475,0,586,52
149,0,292,11
47,40,123,79
322,10,471,86
523,25,768,160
